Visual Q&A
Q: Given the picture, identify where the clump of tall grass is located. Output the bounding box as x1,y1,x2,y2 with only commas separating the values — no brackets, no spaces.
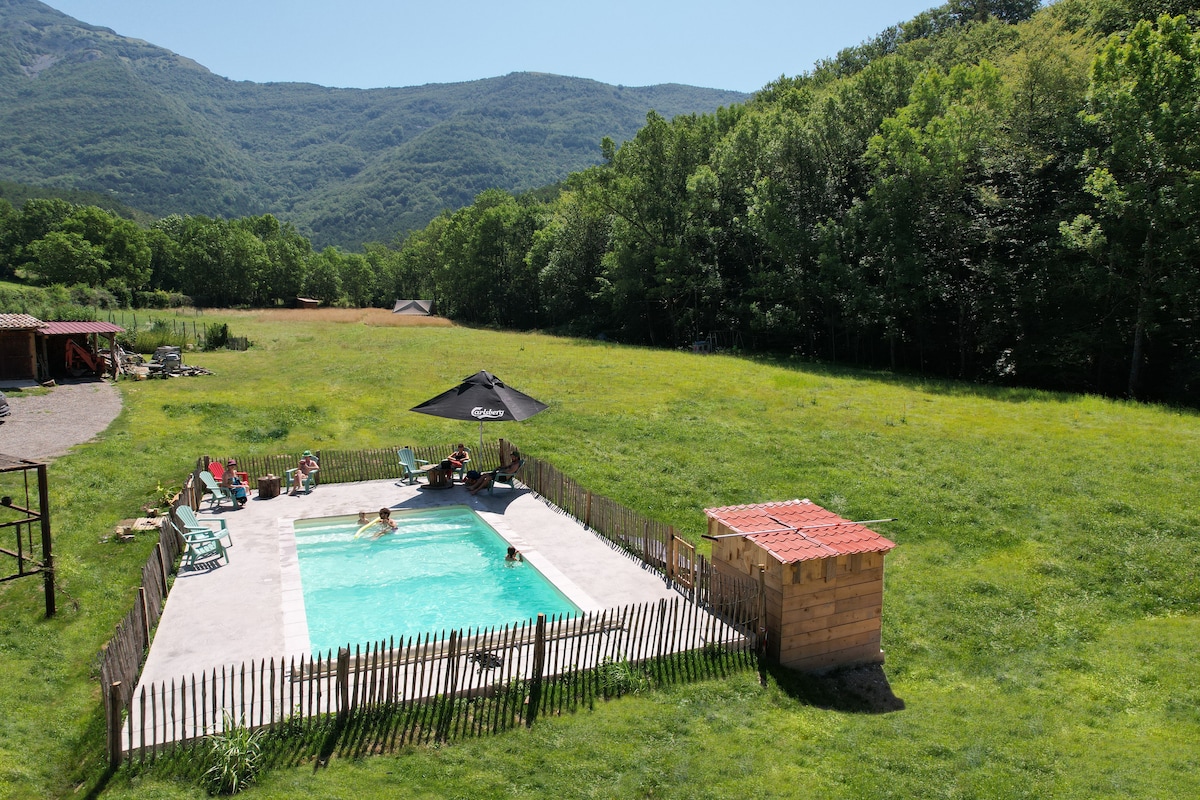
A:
119,318,188,353
200,714,263,795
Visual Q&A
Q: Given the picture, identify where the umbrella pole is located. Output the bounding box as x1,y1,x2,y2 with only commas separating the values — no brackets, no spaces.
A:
479,420,484,457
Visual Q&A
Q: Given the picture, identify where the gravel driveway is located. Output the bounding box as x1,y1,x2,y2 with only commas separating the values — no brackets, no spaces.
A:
0,379,123,461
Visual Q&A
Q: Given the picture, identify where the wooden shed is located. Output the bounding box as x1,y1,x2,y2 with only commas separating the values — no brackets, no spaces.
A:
705,499,896,672
0,314,43,382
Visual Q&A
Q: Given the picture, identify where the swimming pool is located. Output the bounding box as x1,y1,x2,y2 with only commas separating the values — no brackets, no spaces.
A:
294,506,581,653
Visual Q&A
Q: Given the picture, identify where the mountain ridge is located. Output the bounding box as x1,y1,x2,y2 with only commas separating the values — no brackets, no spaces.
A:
0,0,749,246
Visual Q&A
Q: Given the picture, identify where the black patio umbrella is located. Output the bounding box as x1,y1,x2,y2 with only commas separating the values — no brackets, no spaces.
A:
410,370,548,453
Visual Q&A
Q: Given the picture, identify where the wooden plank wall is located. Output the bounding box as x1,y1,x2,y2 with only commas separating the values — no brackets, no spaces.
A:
778,552,885,671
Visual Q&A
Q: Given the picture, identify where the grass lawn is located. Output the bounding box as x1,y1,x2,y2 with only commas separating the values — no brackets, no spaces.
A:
1,309,1196,799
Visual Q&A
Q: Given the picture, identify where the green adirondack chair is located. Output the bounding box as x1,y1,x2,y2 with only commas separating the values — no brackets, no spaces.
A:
198,470,237,511
397,448,430,485
286,467,317,493
171,520,228,569
488,458,525,494
175,505,232,548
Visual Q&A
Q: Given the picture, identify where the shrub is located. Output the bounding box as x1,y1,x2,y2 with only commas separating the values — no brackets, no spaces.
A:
204,322,230,351
68,283,120,310
103,279,132,309
134,290,191,309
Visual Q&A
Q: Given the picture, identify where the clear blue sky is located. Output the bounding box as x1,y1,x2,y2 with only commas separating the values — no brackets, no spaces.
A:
47,1,942,94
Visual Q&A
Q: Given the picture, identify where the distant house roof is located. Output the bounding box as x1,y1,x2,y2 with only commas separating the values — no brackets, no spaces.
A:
0,314,46,330
38,321,125,335
705,499,896,563
393,299,432,315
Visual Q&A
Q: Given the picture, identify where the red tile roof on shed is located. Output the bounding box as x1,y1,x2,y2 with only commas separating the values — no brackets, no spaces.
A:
705,499,896,563
0,313,46,329
38,321,124,335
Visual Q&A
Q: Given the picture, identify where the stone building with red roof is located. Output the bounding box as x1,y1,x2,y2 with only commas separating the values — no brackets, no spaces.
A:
705,498,896,672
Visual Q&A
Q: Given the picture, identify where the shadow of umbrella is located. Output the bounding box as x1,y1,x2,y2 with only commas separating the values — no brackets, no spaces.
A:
410,370,548,453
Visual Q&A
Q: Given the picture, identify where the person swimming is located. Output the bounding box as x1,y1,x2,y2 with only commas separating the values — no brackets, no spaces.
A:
375,507,397,533
355,508,398,538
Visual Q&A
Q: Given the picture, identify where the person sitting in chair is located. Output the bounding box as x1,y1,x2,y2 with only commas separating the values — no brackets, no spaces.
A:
223,459,248,507
447,443,470,479
467,450,521,496
290,450,319,495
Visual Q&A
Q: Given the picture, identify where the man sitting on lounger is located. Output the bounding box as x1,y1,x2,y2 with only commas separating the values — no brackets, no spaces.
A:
465,450,521,495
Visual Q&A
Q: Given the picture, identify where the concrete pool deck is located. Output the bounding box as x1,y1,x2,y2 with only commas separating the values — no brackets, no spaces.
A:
137,477,683,689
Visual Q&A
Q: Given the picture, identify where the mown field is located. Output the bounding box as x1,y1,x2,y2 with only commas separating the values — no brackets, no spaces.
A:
1,310,1197,799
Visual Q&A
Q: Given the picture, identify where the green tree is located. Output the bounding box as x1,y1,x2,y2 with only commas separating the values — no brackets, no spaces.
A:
236,215,311,306
1068,14,1200,397
177,217,265,307
381,214,447,309
0,198,17,278
858,60,1010,374
530,188,610,332
304,248,345,306
338,251,375,307
436,190,540,327
948,0,1042,24
26,230,107,285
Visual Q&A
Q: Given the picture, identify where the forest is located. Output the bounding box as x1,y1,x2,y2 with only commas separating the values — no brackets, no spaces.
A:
2,0,1198,403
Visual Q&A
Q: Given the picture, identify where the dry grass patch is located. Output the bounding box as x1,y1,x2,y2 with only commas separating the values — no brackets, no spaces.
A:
225,308,454,327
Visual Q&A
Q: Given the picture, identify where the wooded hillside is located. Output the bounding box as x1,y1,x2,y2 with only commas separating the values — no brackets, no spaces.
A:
0,0,746,247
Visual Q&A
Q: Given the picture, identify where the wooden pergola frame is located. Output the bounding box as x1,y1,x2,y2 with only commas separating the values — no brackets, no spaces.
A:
0,454,54,617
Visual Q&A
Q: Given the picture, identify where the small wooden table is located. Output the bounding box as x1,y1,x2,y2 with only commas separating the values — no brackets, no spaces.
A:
257,474,281,499
418,464,454,489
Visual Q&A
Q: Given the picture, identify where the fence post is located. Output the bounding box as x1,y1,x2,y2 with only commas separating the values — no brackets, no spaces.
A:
666,532,676,582
585,491,592,528
138,587,150,651
444,629,460,698
656,598,668,662
107,682,123,768
155,543,169,596
336,647,350,725
527,614,546,728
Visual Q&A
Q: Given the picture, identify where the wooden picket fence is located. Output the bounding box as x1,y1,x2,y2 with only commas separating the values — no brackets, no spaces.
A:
98,523,183,741
120,582,760,764
101,441,762,767
513,450,719,600
196,442,505,492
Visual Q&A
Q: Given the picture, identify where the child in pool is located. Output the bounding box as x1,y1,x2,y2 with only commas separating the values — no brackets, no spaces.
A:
374,507,397,534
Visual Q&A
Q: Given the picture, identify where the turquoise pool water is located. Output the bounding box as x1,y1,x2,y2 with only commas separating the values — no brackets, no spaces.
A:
294,506,580,653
